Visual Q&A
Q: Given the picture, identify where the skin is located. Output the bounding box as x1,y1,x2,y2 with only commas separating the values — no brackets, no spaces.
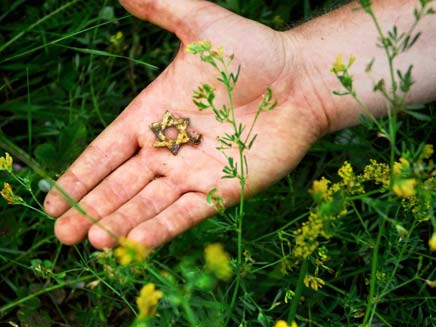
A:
44,0,436,249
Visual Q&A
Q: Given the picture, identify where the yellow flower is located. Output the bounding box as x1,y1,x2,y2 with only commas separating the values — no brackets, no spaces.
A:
338,161,353,182
110,31,123,42
136,283,163,319
186,41,212,55
361,159,390,187
109,31,124,47
317,246,329,262
304,275,325,291
211,46,225,61
293,212,325,259
309,177,331,201
114,237,150,266
331,54,346,73
273,319,298,327
392,178,417,198
428,232,436,251
204,243,233,281
338,161,363,193
1,182,23,204
274,320,288,327
420,144,434,160
393,157,410,175
0,152,13,172
330,54,356,73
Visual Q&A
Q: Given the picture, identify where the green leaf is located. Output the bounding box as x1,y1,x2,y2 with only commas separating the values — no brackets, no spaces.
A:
206,188,218,206
193,99,209,110
248,134,258,149
98,6,114,21
228,157,234,168
403,109,431,121
56,45,157,69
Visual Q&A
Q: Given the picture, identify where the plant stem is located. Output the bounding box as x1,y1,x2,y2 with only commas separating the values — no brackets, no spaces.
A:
288,259,308,323
182,299,199,327
366,9,399,171
363,220,385,326
223,57,246,320
367,11,397,97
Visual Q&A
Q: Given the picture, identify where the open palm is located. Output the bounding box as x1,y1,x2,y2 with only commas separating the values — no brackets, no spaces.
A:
44,0,324,248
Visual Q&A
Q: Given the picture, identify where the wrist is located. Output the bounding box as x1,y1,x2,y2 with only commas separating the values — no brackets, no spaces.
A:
278,29,335,137
275,29,333,140
280,0,436,135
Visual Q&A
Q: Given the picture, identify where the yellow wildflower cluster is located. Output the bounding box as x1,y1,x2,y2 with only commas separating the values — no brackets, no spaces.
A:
294,151,435,260
400,191,431,222
109,31,129,54
136,283,163,319
338,159,390,192
1,182,23,205
392,178,417,198
0,152,13,172
310,160,374,202
274,320,298,327
331,54,356,92
186,41,225,63
114,237,150,266
186,40,212,54
109,31,124,48
392,157,417,198
338,161,353,185
309,177,332,202
360,159,390,187
295,165,356,260
317,246,329,262
304,275,326,291
294,159,390,260
338,161,364,194
396,147,434,220
293,212,330,259
204,243,233,281
330,54,356,73
393,157,411,175
420,144,434,160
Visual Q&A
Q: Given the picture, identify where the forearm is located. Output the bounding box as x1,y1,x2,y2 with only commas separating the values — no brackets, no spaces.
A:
286,0,436,133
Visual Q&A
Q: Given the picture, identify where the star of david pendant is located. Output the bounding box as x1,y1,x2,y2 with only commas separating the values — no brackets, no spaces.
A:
150,111,202,155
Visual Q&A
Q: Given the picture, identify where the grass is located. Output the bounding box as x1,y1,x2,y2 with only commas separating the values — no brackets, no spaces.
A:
1,0,436,326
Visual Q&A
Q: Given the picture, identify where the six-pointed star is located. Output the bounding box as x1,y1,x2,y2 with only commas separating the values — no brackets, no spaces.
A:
150,111,201,155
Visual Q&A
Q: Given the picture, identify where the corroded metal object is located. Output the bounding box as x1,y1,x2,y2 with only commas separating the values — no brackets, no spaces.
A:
150,111,201,155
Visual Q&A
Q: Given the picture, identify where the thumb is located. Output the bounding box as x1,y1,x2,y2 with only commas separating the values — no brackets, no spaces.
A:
119,0,232,41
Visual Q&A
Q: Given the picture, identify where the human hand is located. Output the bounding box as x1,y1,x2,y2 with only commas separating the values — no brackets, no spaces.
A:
44,0,327,249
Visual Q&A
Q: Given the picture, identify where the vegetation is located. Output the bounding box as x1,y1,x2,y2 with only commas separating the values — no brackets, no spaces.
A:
1,0,435,326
